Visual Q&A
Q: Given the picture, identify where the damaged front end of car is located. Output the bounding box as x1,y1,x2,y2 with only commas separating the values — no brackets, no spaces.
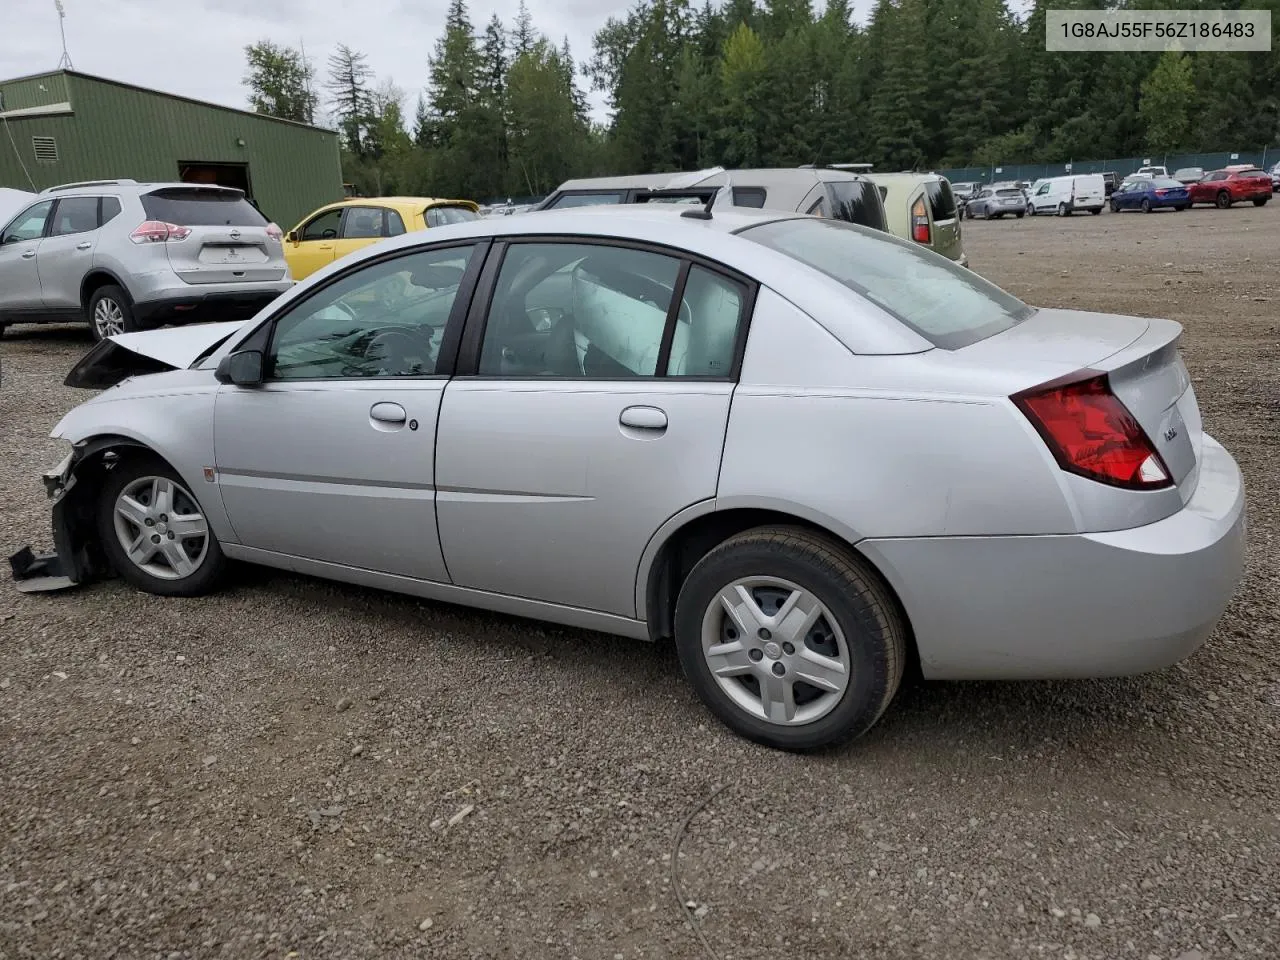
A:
9,437,147,593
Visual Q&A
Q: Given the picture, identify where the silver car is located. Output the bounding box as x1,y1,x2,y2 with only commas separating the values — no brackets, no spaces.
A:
12,206,1246,751
963,184,1028,220
0,179,292,341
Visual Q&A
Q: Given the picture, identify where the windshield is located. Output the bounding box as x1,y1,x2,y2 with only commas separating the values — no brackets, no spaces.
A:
826,180,888,231
141,188,266,226
739,217,1032,350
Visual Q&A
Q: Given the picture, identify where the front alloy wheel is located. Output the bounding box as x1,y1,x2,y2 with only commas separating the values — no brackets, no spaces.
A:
97,456,226,596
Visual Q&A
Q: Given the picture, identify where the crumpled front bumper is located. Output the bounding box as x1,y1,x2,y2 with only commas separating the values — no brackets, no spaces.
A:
8,450,89,593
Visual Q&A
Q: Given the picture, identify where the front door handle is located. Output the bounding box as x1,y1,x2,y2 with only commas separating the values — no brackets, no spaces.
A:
76,241,92,250
370,401,407,424
20,250,36,259
619,405,667,431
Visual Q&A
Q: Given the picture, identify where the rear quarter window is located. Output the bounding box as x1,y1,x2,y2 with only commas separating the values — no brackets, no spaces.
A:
925,180,957,222
141,188,266,226
739,217,1032,350
826,181,888,231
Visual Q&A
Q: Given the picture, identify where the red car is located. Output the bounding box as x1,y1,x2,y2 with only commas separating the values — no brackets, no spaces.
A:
1187,167,1272,208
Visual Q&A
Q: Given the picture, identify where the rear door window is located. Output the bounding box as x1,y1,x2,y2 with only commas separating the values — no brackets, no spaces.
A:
924,180,957,222
140,188,267,226
341,207,384,239
826,180,888,231
49,197,101,236
739,217,1032,350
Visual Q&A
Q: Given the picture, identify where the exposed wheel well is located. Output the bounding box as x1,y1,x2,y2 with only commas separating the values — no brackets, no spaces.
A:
54,437,169,582
643,508,919,674
80,271,128,311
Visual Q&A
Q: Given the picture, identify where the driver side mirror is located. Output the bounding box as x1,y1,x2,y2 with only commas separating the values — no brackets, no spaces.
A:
214,349,265,386
285,229,299,243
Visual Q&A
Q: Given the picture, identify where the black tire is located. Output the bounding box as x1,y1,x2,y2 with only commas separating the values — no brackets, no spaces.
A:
1253,197,1268,207
96,454,226,597
86,284,139,343
1090,207,1101,215
1056,203,1069,217
673,526,906,752
1216,190,1232,209
993,213,1003,220
1015,212,1024,219
1110,200,1120,213
1175,205,1188,211
1141,199,1152,214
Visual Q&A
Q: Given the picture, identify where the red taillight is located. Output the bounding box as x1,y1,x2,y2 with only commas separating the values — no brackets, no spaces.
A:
266,222,283,241
130,220,191,243
1013,371,1171,490
910,198,930,244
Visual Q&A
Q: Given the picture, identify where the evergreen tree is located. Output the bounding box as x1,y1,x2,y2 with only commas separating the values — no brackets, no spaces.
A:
326,44,372,155
243,40,318,123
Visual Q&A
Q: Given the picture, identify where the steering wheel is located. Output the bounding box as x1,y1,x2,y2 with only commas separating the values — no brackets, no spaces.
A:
364,327,435,376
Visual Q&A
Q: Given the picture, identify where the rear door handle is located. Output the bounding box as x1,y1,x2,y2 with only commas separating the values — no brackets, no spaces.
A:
20,250,36,259
619,405,667,431
370,401,407,424
76,241,92,250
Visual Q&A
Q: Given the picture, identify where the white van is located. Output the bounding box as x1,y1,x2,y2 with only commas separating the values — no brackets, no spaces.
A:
1026,174,1106,216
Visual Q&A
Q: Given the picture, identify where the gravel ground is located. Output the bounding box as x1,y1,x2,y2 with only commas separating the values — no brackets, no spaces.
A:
2,204,1278,960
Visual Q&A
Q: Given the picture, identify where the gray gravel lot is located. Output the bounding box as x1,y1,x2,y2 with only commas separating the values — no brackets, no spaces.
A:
2,204,1278,960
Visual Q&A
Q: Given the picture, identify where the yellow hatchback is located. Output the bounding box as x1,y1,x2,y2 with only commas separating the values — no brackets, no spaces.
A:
284,197,480,280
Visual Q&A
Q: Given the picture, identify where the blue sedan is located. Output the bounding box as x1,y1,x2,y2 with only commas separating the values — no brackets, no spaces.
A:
1110,177,1191,213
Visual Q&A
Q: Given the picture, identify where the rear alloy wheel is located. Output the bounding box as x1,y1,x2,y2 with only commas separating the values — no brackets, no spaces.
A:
1216,190,1232,209
87,284,138,343
674,527,905,751
1141,198,1152,213
97,456,225,597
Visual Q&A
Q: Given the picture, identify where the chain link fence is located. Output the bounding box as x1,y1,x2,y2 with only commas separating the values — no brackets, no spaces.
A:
936,149,1279,186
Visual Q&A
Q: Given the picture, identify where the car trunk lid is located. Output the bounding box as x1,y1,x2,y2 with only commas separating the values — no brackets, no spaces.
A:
140,187,287,285
961,307,1200,491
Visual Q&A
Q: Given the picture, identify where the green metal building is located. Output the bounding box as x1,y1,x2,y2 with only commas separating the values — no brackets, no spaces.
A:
0,70,342,229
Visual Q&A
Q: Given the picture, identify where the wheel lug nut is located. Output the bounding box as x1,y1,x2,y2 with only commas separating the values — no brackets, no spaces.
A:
159,514,168,522
782,641,795,655
167,532,175,540
748,648,763,662
151,534,161,544
771,662,786,677
144,518,154,527
757,628,771,640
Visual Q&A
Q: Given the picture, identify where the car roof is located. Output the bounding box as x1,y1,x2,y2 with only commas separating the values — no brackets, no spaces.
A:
327,196,476,210
230,204,935,358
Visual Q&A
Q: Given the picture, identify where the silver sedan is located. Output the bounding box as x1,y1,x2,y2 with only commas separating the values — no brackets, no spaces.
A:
13,206,1246,751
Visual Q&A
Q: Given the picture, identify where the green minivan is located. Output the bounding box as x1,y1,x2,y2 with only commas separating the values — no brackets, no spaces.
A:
867,173,968,268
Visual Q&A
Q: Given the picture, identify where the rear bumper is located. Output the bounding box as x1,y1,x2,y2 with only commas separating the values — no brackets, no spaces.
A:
134,284,291,325
859,434,1246,680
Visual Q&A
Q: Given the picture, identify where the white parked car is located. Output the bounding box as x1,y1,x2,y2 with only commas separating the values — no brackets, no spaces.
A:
1027,174,1106,216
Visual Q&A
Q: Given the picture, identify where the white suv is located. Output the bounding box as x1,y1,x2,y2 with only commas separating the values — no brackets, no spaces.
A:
0,179,293,341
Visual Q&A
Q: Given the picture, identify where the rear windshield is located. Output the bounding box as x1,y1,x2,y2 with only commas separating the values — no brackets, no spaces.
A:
1150,178,1185,189
826,180,887,231
996,188,1022,197
426,204,479,227
739,217,1032,350
140,188,266,226
1231,168,1265,177
925,180,957,221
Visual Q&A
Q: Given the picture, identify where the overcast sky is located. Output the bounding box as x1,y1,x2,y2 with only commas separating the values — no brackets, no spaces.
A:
5,0,890,127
